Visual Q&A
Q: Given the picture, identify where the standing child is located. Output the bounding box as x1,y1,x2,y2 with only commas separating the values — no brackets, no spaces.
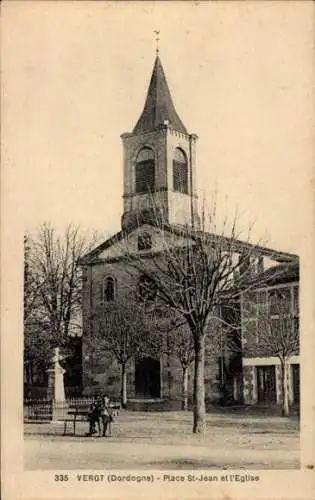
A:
100,395,111,437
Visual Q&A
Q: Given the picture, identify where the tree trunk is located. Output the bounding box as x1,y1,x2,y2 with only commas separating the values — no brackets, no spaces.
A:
182,365,189,411
27,362,33,386
193,335,206,434
281,360,290,417
121,362,127,409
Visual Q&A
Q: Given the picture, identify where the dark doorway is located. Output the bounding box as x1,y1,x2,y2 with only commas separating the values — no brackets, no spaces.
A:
256,365,276,404
291,364,300,405
135,357,160,398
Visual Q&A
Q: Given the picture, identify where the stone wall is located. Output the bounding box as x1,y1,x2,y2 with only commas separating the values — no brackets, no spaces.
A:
83,349,221,402
82,258,225,400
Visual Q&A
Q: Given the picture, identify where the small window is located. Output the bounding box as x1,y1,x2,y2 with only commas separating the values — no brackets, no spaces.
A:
103,276,115,302
243,291,258,319
268,288,290,316
138,233,152,251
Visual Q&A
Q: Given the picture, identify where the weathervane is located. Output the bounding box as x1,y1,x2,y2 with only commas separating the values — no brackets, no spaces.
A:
154,30,160,55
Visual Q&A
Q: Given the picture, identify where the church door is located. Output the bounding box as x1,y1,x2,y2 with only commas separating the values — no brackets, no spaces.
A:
135,357,161,398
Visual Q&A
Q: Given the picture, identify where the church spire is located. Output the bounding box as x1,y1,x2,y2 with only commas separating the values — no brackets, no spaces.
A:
121,47,199,231
133,55,187,135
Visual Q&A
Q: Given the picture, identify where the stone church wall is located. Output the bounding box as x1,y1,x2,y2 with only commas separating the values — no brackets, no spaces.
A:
82,260,137,395
82,259,223,401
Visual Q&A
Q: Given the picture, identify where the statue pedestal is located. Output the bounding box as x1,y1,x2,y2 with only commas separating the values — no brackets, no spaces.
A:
47,347,68,421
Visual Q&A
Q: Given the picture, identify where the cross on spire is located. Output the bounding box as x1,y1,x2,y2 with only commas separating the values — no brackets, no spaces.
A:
154,30,160,55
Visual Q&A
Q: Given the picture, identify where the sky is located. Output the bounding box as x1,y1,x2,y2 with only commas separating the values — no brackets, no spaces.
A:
2,1,314,254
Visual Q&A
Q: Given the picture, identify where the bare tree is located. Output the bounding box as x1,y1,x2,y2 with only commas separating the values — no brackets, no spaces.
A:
24,234,46,323
89,300,156,408
120,203,268,433
24,223,100,388
245,287,299,416
147,310,195,411
167,324,194,411
205,305,243,404
24,232,52,387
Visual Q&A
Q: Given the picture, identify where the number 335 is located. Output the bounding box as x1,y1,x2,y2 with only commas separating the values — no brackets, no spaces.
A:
54,474,69,481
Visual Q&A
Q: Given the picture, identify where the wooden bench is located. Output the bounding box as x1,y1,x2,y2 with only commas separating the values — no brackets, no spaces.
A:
63,407,88,436
63,403,120,436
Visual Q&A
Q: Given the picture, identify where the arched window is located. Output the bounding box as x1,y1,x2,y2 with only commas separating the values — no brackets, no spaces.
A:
135,147,155,194
173,148,188,194
103,276,116,302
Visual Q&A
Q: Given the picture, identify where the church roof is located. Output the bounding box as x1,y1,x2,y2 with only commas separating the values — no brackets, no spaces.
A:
79,223,298,266
133,56,188,135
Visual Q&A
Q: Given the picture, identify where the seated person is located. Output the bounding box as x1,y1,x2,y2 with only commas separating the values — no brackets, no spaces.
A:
86,395,103,436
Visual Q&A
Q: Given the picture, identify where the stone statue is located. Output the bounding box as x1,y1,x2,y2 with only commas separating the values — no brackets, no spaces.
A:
47,347,67,403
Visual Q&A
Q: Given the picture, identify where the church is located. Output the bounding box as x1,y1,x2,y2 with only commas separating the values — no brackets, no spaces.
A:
80,52,296,407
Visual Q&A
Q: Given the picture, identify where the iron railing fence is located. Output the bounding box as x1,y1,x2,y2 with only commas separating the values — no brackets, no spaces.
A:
24,397,95,421
24,386,83,400
24,397,121,421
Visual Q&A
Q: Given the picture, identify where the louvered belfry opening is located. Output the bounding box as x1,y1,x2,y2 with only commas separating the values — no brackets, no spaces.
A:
173,147,188,194
135,147,155,194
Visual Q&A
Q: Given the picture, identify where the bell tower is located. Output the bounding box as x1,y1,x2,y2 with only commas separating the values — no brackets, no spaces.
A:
121,54,199,231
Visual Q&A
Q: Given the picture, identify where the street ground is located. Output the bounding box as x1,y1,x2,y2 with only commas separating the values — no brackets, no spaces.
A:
24,409,300,470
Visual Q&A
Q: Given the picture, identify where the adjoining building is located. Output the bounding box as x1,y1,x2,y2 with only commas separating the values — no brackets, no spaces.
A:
241,262,299,407
80,53,298,407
